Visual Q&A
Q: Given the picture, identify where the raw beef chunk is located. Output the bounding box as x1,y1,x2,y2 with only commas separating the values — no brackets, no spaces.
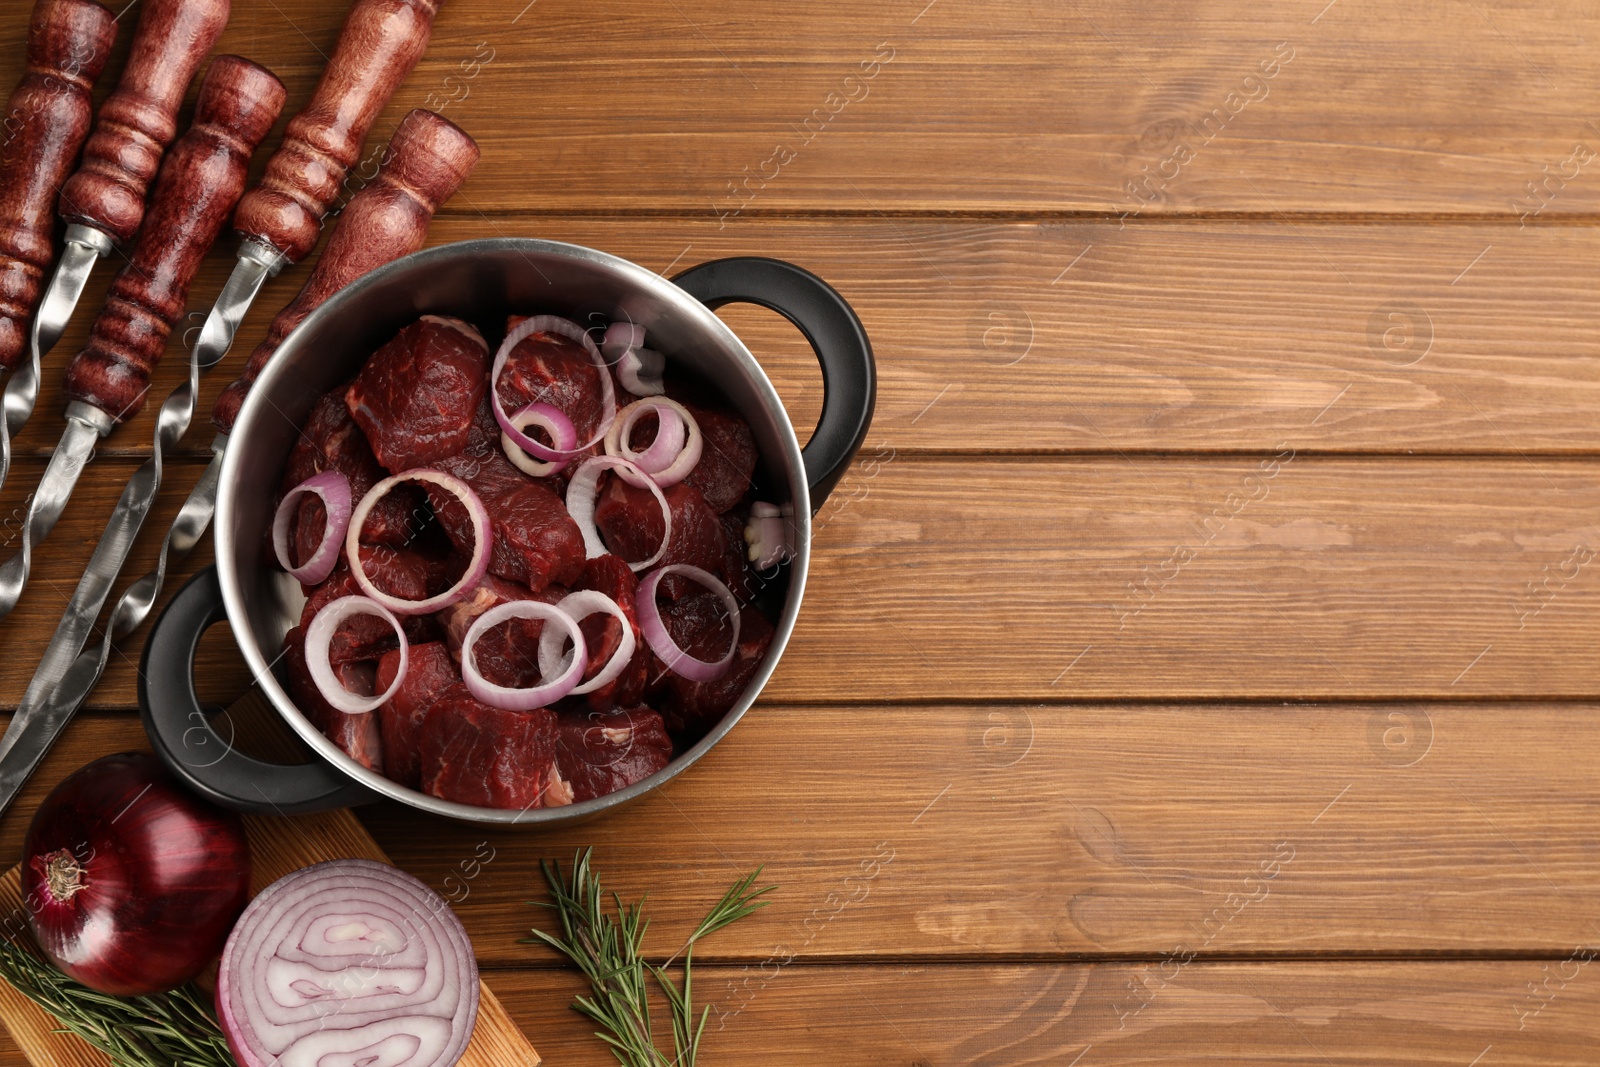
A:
681,403,756,513
376,641,457,789
437,574,563,689
547,707,672,805
594,476,724,589
497,319,609,448
346,316,488,471
427,449,586,591
658,602,775,742
420,685,557,809
573,554,647,710
281,392,418,549
281,625,384,773
719,507,756,601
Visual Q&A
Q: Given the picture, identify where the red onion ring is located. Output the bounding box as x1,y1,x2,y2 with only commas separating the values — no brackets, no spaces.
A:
500,401,577,478
745,501,794,569
565,456,673,572
538,590,637,695
272,470,352,585
602,322,665,396
604,396,703,486
637,564,741,682
462,600,587,710
347,469,491,615
305,596,409,714
216,858,478,1067
600,321,643,363
491,315,616,461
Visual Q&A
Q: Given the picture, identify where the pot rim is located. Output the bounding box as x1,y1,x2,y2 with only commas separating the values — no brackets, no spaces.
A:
217,237,813,825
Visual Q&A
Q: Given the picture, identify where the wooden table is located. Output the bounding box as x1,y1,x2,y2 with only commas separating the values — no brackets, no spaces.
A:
3,1,1600,1062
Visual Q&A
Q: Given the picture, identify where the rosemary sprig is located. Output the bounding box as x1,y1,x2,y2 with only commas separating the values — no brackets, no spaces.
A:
0,938,232,1067
525,849,774,1067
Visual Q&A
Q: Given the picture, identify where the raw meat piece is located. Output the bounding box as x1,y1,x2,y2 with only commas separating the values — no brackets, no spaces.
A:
281,392,419,548
547,706,672,805
375,641,458,789
301,551,434,664
420,685,557,809
436,574,563,689
280,625,384,773
657,602,775,743
428,447,586,591
682,402,757,513
497,317,609,448
594,476,725,591
719,506,757,601
346,316,488,471
573,554,647,710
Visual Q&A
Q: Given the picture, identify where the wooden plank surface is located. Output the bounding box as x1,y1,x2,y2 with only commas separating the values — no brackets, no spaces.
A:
9,217,1600,461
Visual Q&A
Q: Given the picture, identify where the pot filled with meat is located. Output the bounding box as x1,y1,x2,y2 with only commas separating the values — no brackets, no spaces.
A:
139,240,874,826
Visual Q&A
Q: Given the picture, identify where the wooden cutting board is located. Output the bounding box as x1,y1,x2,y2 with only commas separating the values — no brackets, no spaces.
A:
0,805,540,1067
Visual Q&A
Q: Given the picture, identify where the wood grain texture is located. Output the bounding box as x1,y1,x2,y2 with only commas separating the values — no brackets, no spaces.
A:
0,0,115,370
10,217,1600,458
56,0,230,242
234,0,442,262
1,706,1596,961
62,56,283,422
4,454,1599,707
0,803,539,1067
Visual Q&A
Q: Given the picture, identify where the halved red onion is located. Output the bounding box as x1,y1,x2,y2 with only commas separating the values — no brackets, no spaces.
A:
490,315,616,460
617,346,665,397
305,596,409,714
637,564,741,682
500,401,577,478
347,470,490,615
462,600,587,710
745,501,794,569
272,470,352,585
565,456,673,572
217,858,478,1067
538,590,637,695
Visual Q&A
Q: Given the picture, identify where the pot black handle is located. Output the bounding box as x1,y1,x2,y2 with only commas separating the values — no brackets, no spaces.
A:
673,257,875,510
140,566,377,814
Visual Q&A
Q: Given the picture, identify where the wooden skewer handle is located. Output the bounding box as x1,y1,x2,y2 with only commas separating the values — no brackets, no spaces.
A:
233,0,444,265
63,56,285,425
57,0,231,246
212,108,478,434
0,0,117,370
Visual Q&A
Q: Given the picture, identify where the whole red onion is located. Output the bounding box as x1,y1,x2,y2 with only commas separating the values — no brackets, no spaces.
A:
22,752,251,996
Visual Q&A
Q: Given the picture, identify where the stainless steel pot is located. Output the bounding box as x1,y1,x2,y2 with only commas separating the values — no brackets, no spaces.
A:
139,239,874,826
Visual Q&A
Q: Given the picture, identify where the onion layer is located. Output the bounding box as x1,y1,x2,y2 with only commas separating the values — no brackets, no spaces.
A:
23,753,250,996
745,501,794,569
500,401,577,478
306,596,409,714
348,469,491,614
462,600,587,709
272,470,352,585
637,564,741,682
538,590,637,695
491,315,616,460
217,858,479,1067
565,456,674,571
603,397,703,486
602,323,665,396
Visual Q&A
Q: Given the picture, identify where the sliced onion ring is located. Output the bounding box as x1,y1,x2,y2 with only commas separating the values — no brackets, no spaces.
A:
565,456,674,572
602,323,665,396
272,470,352,585
217,858,478,1067
305,595,409,714
605,396,703,486
745,500,794,569
462,600,587,710
501,402,577,478
491,315,616,461
637,564,741,682
538,590,637,695
347,469,491,615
